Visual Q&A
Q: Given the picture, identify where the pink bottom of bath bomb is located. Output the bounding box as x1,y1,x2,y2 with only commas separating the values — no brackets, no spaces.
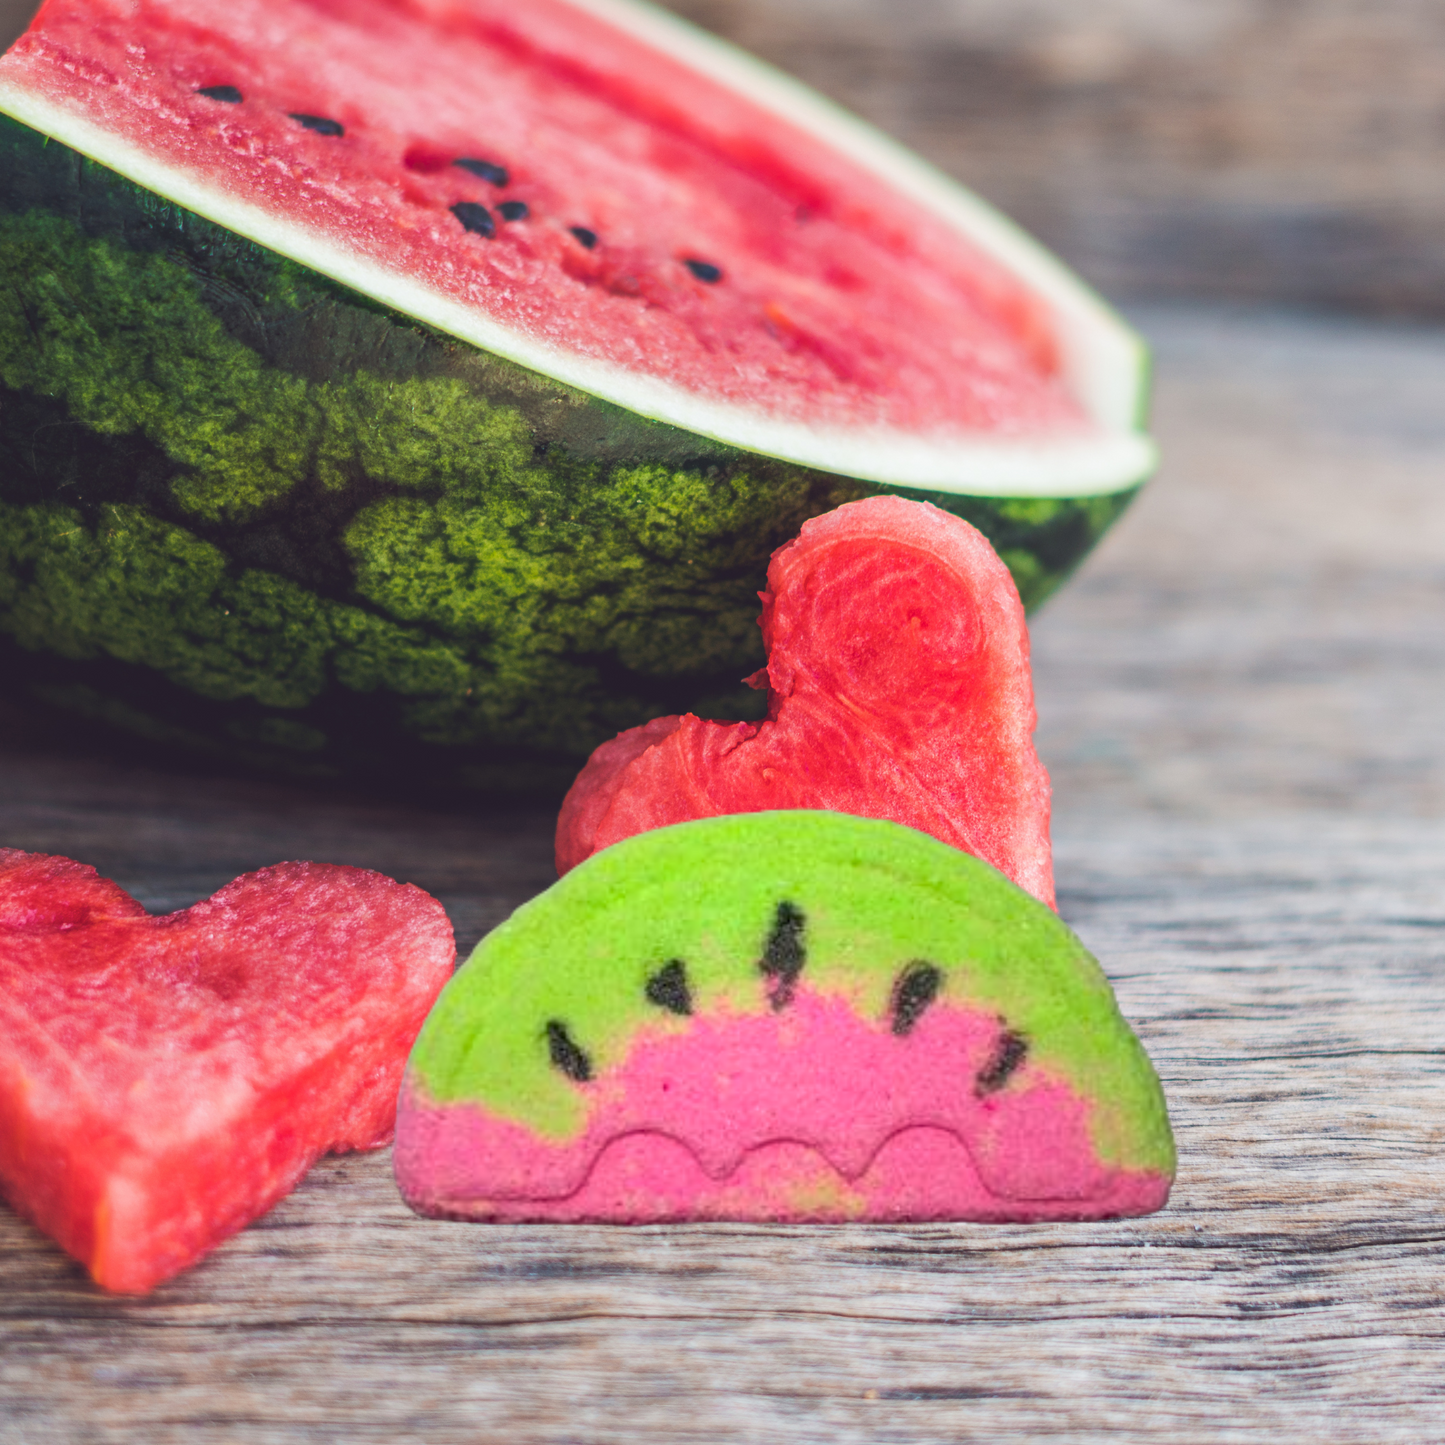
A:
395,988,1170,1223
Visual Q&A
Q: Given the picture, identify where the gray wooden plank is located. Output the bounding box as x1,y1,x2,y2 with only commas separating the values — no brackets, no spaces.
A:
0,1,35,50
2,305,1444,1441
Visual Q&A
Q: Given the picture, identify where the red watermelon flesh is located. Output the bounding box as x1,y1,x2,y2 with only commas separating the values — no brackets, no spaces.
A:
0,850,454,1293
555,495,1055,907
0,0,1085,446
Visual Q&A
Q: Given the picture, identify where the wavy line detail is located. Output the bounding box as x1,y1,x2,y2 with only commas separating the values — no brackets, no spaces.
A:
401,1123,1170,1223
397,987,1171,1223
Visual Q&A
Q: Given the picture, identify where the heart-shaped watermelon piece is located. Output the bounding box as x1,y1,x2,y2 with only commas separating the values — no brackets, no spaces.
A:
0,850,454,1293
556,495,1055,906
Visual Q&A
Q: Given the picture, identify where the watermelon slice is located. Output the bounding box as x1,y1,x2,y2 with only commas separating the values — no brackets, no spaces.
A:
557,495,1055,907
0,0,1153,794
396,812,1175,1223
0,850,454,1293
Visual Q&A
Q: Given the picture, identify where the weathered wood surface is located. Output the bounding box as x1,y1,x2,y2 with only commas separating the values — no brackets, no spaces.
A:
2,304,1444,1440
0,2,34,49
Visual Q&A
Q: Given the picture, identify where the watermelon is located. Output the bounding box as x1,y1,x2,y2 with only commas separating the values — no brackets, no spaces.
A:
0,0,1154,796
556,494,1055,906
395,812,1175,1223
0,849,454,1293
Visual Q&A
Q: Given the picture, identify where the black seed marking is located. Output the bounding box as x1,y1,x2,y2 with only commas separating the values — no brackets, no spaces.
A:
890,961,943,1036
684,258,722,283
454,158,509,186
498,200,529,222
570,226,598,249
760,901,806,1009
545,1020,592,1082
645,959,693,1016
975,1027,1028,1096
196,85,242,104
451,202,496,238
290,113,344,137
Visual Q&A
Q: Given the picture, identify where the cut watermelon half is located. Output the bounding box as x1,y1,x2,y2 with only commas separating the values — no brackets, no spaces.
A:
0,0,1151,497
0,850,455,1293
0,0,1154,793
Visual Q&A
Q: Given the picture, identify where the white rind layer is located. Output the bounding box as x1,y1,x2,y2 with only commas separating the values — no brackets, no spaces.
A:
0,4,1156,499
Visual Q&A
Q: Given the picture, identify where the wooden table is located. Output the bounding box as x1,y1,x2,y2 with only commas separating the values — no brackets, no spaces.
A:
2,305,1443,1442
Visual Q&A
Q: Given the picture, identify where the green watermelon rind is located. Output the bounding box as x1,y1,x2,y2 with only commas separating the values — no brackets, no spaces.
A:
0,101,1135,791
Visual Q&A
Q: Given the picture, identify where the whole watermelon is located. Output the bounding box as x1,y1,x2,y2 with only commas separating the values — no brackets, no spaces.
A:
0,0,1152,797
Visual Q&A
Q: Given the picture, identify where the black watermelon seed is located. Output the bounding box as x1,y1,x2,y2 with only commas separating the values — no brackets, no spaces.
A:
760,900,806,1009
290,113,344,137
645,959,693,1016
890,961,943,1037
196,85,242,104
975,1027,1028,1096
684,258,723,284
498,200,530,222
545,1020,592,1082
569,226,598,249
451,202,496,238
454,158,509,186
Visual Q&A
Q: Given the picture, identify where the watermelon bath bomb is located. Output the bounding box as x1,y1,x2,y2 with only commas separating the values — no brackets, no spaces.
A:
395,812,1175,1224
556,493,1056,906
0,850,454,1293
0,0,1153,798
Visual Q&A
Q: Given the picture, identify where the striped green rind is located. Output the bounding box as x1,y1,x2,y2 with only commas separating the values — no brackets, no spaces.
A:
0,117,1138,793
409,811,1175,1174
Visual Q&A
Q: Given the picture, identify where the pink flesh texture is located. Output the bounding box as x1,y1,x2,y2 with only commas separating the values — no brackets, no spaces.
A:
556,496,1055,907
5,0,1088,437
395,987,1169,1222
0,850,454,1293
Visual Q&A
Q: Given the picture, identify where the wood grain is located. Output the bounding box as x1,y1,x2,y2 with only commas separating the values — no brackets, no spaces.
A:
3,305,1445,1441
0,1,31,50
